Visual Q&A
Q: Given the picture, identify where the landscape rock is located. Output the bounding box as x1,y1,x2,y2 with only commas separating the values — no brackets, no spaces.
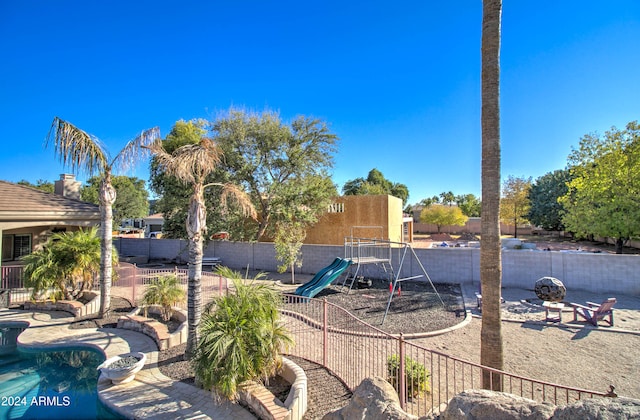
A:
441,389,555,420
441,390,640,420
534,277,566,302
322,376,417,420
551,397,640,419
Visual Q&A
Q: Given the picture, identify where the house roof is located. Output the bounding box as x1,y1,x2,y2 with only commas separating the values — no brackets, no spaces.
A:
0,180,101,230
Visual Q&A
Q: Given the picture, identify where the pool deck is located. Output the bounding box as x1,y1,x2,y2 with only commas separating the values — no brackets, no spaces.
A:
0,309,255,420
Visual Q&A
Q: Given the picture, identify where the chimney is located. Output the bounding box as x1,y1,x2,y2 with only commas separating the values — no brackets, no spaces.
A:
54,174,81,200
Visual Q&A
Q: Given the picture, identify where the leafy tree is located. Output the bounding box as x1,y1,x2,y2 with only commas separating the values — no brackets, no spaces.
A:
527,169,572,231
342,168,409,205
17,179,54,193
419,195,440,207
193,267,293,400
46,117,159,317
420,205,468,233
148,135,256,358
480,0,503,390
500,175,532,238
274,220,306,284
559,121,640,253
455,193,481,217
141,274,186,321
82,175,149,223
213,108,338,241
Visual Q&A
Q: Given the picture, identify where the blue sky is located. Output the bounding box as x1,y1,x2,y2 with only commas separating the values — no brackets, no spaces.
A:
1,1,638,205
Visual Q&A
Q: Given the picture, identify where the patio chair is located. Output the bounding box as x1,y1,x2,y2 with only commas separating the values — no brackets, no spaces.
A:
570,297,616,326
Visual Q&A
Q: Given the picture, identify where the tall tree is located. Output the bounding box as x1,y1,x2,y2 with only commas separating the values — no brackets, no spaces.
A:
500,175,532,238
17,179,55,193
455,193,482,217
527,169,572,231
148,136,256,358
342,168,410,205
439,191,455,206
480,0,503,390
560,121,640,253
213,108,338,241
82,175,149,223
46,117,160,317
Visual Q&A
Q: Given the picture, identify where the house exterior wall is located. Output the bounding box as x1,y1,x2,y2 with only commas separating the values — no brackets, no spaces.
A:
305,195,404,245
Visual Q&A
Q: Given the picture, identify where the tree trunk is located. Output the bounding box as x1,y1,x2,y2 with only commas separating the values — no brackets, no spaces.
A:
480,0,504,391
185,185,206,359
98,176,116,318
616,237,624,254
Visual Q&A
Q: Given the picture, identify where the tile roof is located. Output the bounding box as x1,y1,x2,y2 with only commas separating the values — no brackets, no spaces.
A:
0,180,100,216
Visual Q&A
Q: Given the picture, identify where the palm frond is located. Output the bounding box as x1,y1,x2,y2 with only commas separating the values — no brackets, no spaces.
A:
46,117,108,175
113,126,161,172
151,137,223,185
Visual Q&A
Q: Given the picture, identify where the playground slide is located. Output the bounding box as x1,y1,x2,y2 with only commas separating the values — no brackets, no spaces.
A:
295,258,352,298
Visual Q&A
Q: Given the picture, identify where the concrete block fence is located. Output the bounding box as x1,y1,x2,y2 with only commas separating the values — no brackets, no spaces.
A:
114,238,640,296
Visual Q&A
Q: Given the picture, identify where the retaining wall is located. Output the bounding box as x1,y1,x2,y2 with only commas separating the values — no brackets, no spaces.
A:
114,238,640,296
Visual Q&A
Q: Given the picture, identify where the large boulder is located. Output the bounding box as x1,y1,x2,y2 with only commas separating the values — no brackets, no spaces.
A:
323,376,417,420
534,277,566,302
442,390,555,420
551,397,640,419
441,390,640,420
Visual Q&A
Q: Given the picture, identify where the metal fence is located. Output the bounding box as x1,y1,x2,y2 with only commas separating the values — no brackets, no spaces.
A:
1,264,228,308
280,294,611,417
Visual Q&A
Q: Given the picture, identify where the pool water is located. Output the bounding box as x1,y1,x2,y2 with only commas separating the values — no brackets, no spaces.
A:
0,326,124,420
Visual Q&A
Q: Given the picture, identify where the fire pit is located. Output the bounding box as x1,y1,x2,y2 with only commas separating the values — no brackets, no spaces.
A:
98,352,147,384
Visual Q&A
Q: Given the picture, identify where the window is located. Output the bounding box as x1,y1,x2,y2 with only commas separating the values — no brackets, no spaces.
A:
328,202,345,213
13,234,32,259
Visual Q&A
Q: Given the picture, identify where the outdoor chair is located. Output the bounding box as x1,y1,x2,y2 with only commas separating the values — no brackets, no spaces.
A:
475,289,505,312
570,297,616,326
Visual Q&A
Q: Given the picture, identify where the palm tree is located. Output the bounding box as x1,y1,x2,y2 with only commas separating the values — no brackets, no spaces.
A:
480,0,504,391
47,117,160,317
193,267,293,400
141,274,186,321
149,137,256,357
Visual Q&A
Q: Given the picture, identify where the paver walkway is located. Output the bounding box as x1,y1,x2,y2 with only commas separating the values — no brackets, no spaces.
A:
0,309,255,420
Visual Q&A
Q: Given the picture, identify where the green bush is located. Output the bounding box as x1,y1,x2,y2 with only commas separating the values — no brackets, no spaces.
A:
141,274,185,321
387,354,431,397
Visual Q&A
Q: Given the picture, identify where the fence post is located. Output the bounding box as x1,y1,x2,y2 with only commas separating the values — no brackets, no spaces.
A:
323,298,328,368
399,333,406,409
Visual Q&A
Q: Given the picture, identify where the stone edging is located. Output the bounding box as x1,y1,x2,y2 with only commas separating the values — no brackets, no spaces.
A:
239,357,308,420
116,305,188,350
22,291,100,318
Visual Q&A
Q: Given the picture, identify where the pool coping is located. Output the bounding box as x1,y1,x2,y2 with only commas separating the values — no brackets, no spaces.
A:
0,309,255,420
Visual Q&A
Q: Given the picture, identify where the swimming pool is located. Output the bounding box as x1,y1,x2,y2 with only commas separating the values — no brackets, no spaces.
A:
0,325,124,420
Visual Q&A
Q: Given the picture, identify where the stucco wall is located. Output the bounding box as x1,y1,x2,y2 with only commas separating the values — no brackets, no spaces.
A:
115,238,640,295
305,195,403,245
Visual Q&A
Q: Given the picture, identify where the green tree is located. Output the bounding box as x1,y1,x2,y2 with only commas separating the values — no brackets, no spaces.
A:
455,193,482,217
192,267,293,400
480,0,503,391
439,191,455,206
274,220,306,284
213,108,338,241
342,168,409,205
17,179,54,193
527,169,572,231
46,117,159,317
500,175,532,238
148,136,256,358
82,175,149,223
560,121,640,254
420,205,468,233
141,274,186,321
419,195,441,207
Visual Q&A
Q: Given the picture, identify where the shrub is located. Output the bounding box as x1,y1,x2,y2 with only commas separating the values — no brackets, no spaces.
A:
192,267,293,400
387,354,431,397
141,274,185,321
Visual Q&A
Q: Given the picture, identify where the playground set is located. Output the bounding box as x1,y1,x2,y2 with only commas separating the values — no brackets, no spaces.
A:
295,227,444,324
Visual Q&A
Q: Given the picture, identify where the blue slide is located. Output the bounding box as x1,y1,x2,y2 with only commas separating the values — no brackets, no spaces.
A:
295,258,352,298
